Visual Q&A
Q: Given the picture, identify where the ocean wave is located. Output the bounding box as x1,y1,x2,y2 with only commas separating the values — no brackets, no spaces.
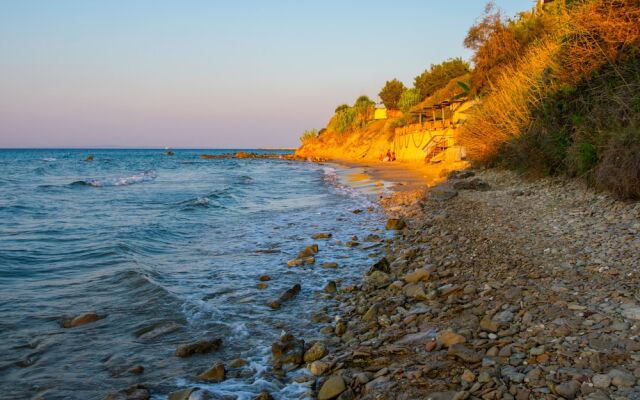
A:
41,157,56,162
71,170,157,187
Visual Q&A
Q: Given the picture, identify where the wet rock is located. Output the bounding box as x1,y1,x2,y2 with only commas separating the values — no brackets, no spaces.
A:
304,342,328,363
257,283,268,289
336,388,355,400
322,262,338,268
267,283,301,309
85,155,94,161
168,388,217,400
324,281,337,294
287,259,303,267
385,218,406,230
61,312,104,328
272,332,304,369
252,392,274,400
447,344,481,363
298,244,319,258
318,376,346,400
228,358,247,368
104,384,149,400
258,275,271,281
423,392,457,400
312,233,332,239
437,330,466,347
197,361,225,382
176,338,223,358
335,321,347,336
137,322,182,340
128,365,144,375
345,241,359,248
452,178,490,191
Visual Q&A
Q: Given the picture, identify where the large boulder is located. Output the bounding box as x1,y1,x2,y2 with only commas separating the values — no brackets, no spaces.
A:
197,362,225,382
272,332,305,369
304,342,328,363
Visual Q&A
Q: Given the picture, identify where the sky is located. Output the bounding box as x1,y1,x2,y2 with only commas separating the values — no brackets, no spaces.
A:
0,0,535,148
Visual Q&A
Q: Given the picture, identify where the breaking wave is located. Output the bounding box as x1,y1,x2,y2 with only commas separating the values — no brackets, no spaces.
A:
72,170,157,187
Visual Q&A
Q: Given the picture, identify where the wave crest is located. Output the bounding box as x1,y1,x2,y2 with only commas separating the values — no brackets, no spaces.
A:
72,170,157,187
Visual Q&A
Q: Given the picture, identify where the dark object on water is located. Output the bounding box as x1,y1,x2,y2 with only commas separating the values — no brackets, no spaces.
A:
175,337,223,357
165,151,175,156
267,283,302,309
85,155,94,161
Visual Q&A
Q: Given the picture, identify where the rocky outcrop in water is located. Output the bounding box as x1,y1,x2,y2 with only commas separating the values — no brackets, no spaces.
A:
175,338,223,358
60,312,104,328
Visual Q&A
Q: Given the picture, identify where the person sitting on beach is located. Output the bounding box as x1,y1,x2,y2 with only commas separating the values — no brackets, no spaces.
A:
383,149,391,162
391,151,396,161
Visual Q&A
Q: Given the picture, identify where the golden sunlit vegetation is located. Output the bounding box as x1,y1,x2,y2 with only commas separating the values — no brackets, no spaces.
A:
299,0,640,198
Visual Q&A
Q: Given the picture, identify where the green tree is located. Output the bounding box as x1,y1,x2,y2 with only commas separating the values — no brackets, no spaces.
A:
353,95,375,128
334,107,356,133
378,79,406,109
414,58,470,100
398,89,421,114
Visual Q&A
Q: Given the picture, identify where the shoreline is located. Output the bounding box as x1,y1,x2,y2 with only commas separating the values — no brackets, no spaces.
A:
305,163,640,400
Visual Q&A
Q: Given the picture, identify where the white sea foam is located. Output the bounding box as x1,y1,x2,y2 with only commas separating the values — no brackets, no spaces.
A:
83,170,157,187
41,157,57,162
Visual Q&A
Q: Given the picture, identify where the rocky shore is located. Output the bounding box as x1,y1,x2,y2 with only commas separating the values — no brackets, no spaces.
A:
99,166,640,400
300,168,640,400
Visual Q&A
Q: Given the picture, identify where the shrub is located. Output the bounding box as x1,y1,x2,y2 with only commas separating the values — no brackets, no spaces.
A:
398,89,421,114
334,107,356,133
299,128,318,144
414,58,470,100
353,96,375,128
378,79,406,109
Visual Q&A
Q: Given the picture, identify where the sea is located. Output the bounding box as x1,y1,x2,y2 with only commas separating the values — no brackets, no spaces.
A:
0,149,391,400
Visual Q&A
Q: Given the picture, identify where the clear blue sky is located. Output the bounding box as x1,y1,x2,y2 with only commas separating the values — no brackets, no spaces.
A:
0,0,534,148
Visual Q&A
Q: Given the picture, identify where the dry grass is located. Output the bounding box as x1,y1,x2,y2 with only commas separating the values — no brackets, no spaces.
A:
458,39,562,162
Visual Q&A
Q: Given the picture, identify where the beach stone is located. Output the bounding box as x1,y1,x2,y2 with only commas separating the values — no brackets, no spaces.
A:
608,368,636,387
318,376,346,400
479,317,499,332
272,332,304,369
448,170,475,179
362,304,380,321
324,281,337,293
620,304,640,320
335,321,346,336
259,275,271,281
310,360,333,376
430,189,458,201
461,369,475,383
364,271,390,288
395,330,436,346
267,283,301,309
403,268,431,283
105,384,149,400
403,283,428,300
437,330,466,347
228,358,247,368
298,244,319,258
61,312,104,328
197,362,225,382
175,338,222,358
554,380,580,399
336,388,355,400
322,262,338,268
304,342,328,363
592,374,611,388
385,218,406,230
368,257,390,274
424,392,457,400
447,344,481,363
312,233,332,239
453,178,490,191
287,259,303,267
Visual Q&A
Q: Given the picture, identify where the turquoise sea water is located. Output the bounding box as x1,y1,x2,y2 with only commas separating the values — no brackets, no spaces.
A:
0,149,388,400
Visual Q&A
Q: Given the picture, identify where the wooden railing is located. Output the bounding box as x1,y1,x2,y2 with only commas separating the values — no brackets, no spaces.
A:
394,120,455,136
